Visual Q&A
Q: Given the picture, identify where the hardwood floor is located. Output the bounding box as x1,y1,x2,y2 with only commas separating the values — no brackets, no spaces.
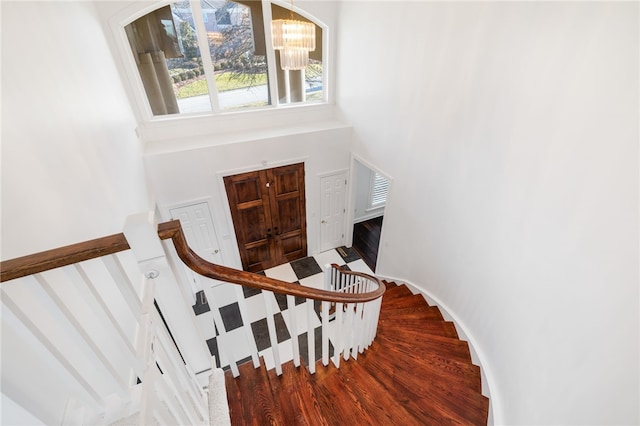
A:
224,280,489,425
352,216,383,271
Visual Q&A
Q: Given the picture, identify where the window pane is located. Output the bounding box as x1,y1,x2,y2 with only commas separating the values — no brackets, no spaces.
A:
125,2,213,116
271,4,323,104
169,1,213,114
201,0,270,110
305,59,323,102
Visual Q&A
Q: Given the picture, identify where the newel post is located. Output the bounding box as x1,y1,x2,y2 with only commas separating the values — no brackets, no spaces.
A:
123,212,211,382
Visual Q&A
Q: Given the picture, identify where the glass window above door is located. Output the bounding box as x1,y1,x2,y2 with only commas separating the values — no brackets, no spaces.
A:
123,0,325,118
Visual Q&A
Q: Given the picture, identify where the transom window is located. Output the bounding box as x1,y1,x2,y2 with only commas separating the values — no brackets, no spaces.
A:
124,0,324,117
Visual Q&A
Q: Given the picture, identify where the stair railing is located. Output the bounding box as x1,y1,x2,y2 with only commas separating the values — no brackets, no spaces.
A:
0,222,211,425
137,280,209,425
322,264,384,368
158,220,386,376
0,216,385,424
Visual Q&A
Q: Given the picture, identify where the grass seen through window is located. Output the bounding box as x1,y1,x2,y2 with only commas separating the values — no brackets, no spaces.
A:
176,72,268,99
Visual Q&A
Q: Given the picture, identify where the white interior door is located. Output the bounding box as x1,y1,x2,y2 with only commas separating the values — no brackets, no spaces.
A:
320,172,347,252
169,202,223,265
169,202,225,296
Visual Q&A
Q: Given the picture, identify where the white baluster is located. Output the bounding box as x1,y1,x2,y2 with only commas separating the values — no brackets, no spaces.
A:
321,299,330,366
343,302,355,361
332,302,344,368
155,368,189,425
307,298,316,374
34,273,129,399
362,300,373,350
234,285,260,368
154,334,201,425
102,255,142,321
139,318,157,426
124,212,211,375
353,301,365,357
207,292,239,377
67,264,142,376
321,265,333,366
371,297,383,343
286,294,300,367
262,290,282,375
1,290,104,411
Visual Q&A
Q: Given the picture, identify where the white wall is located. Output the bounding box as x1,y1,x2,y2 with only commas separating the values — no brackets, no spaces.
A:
1,1,150,260
337,2,639,425
1,2,150,423
143,123,353,268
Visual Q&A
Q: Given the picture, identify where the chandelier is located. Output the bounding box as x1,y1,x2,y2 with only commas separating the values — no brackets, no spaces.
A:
271,5,315,70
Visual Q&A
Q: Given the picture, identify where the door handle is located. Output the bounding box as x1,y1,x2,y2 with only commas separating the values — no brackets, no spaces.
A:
321,220,327,224
274,226,280,236
266,228,272,238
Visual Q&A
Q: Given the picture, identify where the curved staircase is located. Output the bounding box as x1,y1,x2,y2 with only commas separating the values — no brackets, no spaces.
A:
224,280,490,425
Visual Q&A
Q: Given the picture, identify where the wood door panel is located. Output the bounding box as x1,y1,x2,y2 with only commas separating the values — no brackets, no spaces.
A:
269,163,307,260
225,163,307,272
274,197,302,234
243,242,272,271
237,206,270,244
273,169,302,194
279,233,304,261
224,171,274,272
232,174,263,203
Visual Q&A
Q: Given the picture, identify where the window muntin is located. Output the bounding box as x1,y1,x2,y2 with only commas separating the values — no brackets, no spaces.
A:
125,4,212,115
124,0,324,118
203,0,270,110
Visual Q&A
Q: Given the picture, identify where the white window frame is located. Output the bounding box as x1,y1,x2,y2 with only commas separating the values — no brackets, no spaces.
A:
109,0,328,123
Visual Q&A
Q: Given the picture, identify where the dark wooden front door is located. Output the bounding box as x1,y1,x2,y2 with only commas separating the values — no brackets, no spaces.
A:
224,163,307,272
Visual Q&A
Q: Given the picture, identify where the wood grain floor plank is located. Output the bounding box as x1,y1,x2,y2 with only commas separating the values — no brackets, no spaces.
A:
225,289,489,425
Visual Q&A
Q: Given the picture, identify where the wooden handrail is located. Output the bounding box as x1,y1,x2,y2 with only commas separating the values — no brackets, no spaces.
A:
0,234,130,283
158,220,385,303
1,220,385,303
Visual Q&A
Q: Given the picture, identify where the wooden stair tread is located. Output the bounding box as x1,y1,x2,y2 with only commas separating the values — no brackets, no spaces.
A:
265,362,319,425
380,299,440,315
376,331,472,362
380,285,414,300
356,351,488,425
371,340,481,376
379,306,444,321
366,342,482,392
382,280,398,289
316,361,438,425
225,289,489,425
381,294,430,309
226,360,286,425
326,361,424,424
267,362,319,424
378,319,459,338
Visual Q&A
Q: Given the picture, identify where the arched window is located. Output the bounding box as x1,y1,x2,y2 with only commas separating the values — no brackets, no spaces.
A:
123,0,324,117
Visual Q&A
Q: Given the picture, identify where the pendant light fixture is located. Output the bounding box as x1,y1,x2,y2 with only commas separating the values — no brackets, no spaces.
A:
271,0,316,70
